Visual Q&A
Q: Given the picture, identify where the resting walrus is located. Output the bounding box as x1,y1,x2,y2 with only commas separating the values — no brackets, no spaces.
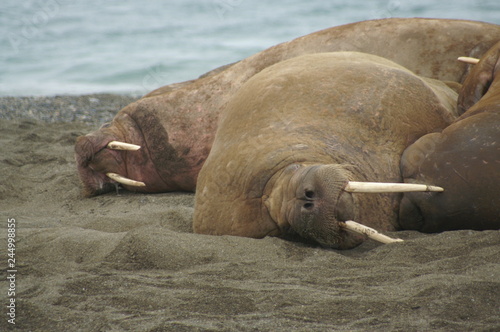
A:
399,41,500,232
193,52,459,249
75,18,500,196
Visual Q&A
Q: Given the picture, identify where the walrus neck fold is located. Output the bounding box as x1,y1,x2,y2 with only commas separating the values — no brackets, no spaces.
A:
263,163,306,233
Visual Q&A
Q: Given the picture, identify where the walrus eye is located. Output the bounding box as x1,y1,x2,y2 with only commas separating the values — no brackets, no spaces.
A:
305,190,315,199
303,202,314,210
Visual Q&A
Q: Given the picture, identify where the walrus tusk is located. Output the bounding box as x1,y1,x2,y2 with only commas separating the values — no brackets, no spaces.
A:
340,220,404,244
107,141,141,151
344,182,444,193
106,172,146,187
457,56,480,64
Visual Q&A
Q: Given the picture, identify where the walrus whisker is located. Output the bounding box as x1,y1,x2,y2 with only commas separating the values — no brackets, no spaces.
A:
106,172,146,187
344,182,444,193
457,56,480,64
107,141,141,151
113,182,121,196
340,220,404,244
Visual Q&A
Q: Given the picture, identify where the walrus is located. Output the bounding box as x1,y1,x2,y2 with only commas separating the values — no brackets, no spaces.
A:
399,41,500,232
74,66,225,196
75,18,500,196
193,52,459,249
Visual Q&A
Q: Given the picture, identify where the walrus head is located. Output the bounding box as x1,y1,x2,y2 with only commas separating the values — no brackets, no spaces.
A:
264,164,361,249
75,110,145,196
75,101,201,197
265,163,444,249
458,40,500,115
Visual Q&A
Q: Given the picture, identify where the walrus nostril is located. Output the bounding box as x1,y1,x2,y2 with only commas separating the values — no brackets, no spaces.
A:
305,190,315,199
304,202,314,210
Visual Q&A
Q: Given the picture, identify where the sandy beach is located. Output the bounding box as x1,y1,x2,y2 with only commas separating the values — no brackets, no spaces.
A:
0,94,499,331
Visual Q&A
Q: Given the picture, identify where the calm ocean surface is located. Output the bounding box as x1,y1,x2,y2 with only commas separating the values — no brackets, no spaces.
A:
1,0,499,96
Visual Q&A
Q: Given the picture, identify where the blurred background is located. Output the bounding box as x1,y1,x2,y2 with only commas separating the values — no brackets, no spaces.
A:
1,0,499,96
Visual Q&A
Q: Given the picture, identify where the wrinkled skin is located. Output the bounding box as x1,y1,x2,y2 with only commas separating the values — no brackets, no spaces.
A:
193,52,459,249
399,41,500,232
75,18,500,196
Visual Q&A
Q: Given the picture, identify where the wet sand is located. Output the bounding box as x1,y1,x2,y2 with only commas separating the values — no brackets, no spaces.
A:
0,95,499,331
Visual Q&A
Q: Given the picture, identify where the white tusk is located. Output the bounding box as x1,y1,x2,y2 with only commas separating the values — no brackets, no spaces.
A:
344,182,444,193
457,56,480,65
106,172,146,187
341,220,404,244
107,141,141,151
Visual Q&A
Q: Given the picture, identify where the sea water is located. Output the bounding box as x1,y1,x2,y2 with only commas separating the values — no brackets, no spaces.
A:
1,0,499,96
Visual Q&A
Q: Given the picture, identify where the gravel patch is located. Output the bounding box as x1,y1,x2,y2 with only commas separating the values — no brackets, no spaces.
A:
0,94,139,125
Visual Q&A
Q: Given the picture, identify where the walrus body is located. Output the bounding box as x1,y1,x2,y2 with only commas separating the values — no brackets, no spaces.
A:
75,18,500,196
399,41,500,232
193,52,459,249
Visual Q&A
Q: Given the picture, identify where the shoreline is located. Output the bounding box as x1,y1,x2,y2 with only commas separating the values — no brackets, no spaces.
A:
0,94,139,125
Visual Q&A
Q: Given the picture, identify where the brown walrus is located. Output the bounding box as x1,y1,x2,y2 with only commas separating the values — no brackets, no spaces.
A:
193,52,459,249
75,18,500,196
399,41,500,232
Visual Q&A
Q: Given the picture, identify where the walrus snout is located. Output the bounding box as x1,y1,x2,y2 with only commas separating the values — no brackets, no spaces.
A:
285,164,363,249
75,133,128,197
74,113,149,197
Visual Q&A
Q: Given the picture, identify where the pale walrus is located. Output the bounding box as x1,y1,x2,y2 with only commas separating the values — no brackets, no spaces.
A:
75,18,500,196
193,52,459,249
399,41,500,232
